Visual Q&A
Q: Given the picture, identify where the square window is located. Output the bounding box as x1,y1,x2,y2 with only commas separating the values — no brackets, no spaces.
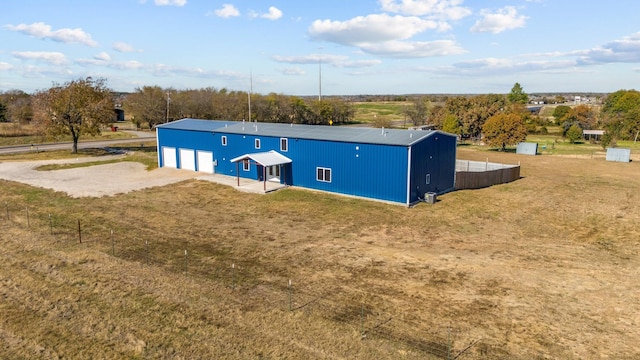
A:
316,167,332,183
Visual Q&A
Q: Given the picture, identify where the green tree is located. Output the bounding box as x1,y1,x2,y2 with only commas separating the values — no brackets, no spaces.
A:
33,77,114,153
0,101,6,122
507,82,528,104
441,113,461,135
552,105,571,122
123,86,167,129
403,96,431,126
565,123,583,144
482,112,527,151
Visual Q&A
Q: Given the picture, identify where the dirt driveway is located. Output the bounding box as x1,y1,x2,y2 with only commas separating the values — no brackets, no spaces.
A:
0,156,198,198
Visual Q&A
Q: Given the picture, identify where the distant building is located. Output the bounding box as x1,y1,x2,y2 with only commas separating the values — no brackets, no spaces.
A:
583,129,605,142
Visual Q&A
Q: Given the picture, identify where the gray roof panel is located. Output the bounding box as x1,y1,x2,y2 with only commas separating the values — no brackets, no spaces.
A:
158,118,442,146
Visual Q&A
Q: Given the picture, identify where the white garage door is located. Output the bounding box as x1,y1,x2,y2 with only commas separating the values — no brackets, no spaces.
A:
179,149,196,171
162,147,177,168
197,151,214,173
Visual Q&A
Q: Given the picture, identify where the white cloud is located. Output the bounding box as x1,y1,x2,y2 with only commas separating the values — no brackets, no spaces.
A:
94,52,111,61
0,62,14,71
154,0,187,6
214,4,240,18
577,32,640,64
272,54,349,65
379,0,472,21
113,42,139,53
280,67,305,76
11,51,68,65
5,22,98,47
261,6,283,20
471,6,528,34
360,39,465,58
309,14,438,45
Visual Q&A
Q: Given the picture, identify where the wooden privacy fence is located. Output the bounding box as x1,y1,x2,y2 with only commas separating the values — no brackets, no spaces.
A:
455,159,520,190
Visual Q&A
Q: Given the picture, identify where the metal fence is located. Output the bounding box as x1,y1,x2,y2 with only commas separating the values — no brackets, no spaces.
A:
455,160,520,190
1,201,484,359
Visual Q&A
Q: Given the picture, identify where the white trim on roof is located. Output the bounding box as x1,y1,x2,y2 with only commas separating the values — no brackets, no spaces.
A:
230,150,292,167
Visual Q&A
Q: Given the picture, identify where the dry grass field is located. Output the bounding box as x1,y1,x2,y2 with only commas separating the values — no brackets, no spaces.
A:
1,147,640,359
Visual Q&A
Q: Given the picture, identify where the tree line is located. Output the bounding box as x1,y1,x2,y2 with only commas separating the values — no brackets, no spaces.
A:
2,78,639,153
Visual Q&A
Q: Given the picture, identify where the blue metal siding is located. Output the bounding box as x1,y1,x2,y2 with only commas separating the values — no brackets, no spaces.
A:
409,132,457,202
285,139,408,203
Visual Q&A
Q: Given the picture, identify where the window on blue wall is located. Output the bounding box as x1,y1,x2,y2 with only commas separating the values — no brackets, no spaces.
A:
316,167,331,182
255,138,261,149
426,174,431,184
280,138,288,152
221,136,227,146
243,159,250,171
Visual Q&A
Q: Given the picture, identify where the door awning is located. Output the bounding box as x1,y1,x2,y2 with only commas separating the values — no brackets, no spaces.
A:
230,150,292,167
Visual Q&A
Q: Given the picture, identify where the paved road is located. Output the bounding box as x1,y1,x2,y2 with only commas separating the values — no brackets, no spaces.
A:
0,132,155,155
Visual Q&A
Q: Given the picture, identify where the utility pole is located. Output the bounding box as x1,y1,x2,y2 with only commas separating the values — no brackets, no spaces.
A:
318,47,323,102
166,92,171,123
248,71,253,122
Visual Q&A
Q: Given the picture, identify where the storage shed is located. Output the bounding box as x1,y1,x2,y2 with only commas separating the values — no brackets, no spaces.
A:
155,118,457,206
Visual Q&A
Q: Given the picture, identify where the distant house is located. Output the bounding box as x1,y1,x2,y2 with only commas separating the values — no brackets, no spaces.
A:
155,118,458,206
583,129,605,142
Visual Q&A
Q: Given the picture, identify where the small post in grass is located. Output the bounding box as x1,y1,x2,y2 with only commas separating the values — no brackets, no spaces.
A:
232,263,236,291
110,229,115,255
5,202,9,221
288,279,292,311
77,219,82,243
48,213,53,235
184,249,188,275
25,207,30,229
145,240,149,265
360,303,365,338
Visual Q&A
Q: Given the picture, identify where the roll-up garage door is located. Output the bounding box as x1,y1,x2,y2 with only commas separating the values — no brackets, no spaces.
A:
179,149,196,171
197,151,214,173
162,147,177,168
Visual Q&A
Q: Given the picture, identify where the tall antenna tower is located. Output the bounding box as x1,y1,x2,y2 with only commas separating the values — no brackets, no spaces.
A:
248,71,253,122
318,47,323,101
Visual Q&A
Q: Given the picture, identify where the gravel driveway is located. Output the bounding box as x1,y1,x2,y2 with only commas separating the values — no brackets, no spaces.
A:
0,156,198,198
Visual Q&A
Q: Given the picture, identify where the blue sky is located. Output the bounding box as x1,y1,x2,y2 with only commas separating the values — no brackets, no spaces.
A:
2,0,640,96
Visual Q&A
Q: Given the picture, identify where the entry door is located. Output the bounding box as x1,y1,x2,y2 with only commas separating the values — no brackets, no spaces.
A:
266,165,280,181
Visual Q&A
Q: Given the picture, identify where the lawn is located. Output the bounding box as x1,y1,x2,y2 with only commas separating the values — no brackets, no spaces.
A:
1,145,639,358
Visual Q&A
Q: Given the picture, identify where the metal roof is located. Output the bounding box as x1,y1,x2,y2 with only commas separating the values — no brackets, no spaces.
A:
230,150,292,167
158,118,442,146
155,118,235,132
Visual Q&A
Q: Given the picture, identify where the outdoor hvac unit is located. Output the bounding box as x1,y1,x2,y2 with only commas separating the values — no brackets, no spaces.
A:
425,192,437,204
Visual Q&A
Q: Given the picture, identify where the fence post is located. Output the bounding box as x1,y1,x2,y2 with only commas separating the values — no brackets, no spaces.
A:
77,220,82,243
184,250,188,275
111,229,115,255
232,263,236,290
5,202,9,221
447,327,452,360
49,213,53,235
360,303,365,338
25,207,30,229
288,279,292,311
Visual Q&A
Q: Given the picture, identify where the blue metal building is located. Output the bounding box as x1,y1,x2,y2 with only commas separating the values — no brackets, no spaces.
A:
156,118,457,206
